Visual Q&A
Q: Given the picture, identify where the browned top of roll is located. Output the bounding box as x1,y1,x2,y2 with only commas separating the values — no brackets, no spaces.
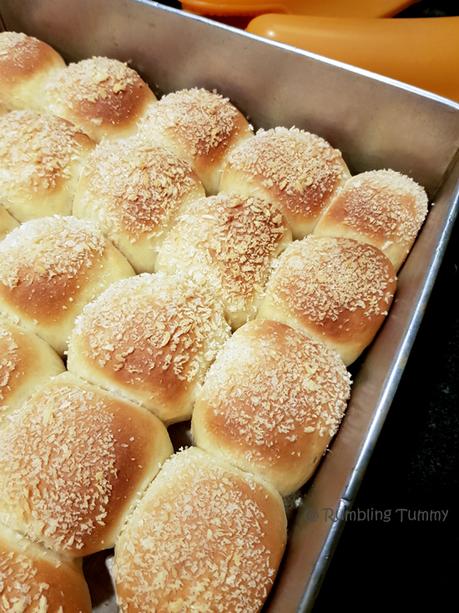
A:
223,126,349,228
194,320,351,463
115,447,286,613
140,87,251,160
0,216,109,322
0,31,64,83
0,523,91,612
0,110,93,200
0,373,172,556
76,137,203,241
45,56,156,137
315,169,428,248
264,236,396,342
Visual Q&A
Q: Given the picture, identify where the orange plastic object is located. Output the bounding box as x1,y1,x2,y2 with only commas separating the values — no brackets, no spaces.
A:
182,0,417,17
247,15,459,101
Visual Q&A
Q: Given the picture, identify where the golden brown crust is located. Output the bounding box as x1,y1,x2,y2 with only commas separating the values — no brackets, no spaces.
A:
45,57,157,140
67,273,230,424
220,126,350,238
192,320,351,495
0,32,65,111
258,236,397,365
139,87,253,193
73,137,205,272
0,110,94,221
115,447,287,613
0,317,64,419
0,206,18,241
0,373,173,557
0,523,91,612
156,194,292,328
0,216,134,353
314,169,428,271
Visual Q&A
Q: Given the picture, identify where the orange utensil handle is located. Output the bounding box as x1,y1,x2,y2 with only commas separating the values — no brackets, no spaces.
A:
182,0,417,18
247,15,459,101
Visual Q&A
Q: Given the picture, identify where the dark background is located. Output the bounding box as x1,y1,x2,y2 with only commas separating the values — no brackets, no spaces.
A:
158,1,459,609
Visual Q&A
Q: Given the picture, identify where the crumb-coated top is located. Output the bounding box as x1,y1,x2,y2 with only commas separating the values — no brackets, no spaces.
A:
0,110,93,210
314,169,428,269
45,57,156,139
115,447,286,613
156,194,291,326
67,273,230,423
0,31,64,84
193,321,351,480
0,374,172,557
221,126,349,235
74,137,204,248
261,235,396,342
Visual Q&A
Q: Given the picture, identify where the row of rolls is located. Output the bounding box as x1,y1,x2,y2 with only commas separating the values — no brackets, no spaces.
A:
0,31,428,611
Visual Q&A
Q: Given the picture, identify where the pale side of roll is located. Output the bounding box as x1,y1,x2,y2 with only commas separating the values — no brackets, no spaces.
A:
0,31,65,111
0,110,94,221
0,206,18,241
220,126,350,238
0,523,91,612
44,56,157,141
314,169,429,271
0,316,65,420
156,193,292,328
0,216,134,354
73,137,205,272
114,447,287,613
258,235,397,365
0,373,173,557
139,87,253,193
192,320,351,495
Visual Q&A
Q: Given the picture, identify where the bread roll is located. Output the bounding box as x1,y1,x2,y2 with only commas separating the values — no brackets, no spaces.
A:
258,236,397,365
0,206,18,240
139,87,253,193
0,110,94,221
73,137,205,272
220,126,350,238
0,317,64,420
44,57,157,141
192,320,351,495
0,31,65,111
314,169,429,271
115,447,286,612
67,273,230,424
0,216,134,354
156,194,292,328
0,372,173,557
0,523,91,612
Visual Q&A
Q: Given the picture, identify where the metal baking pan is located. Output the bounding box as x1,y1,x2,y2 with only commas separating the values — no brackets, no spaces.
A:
1,0,458,610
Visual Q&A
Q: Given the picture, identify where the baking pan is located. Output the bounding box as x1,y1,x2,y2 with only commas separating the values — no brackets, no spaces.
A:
0,1,458,611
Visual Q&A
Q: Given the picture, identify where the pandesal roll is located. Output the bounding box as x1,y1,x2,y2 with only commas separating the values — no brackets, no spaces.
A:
0,31,65,111
313,169,429,271
73,137,205,272
258,236,397,365
44,57,157,141
0,206,18,240
114,447,287,613
139,87,253,193
67,273,230,424
0,110,94,221
0,523,91,612
155,194,292,328
0,216,134,354
192,320,351,495
0,317,64,420
220,126,350,238
0,372,173,557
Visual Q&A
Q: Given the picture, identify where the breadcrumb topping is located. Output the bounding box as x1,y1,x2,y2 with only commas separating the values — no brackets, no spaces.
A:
115,448,284,612
0,547,50,611
0,32,44,75
0,327,18,404
0,381,117,552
